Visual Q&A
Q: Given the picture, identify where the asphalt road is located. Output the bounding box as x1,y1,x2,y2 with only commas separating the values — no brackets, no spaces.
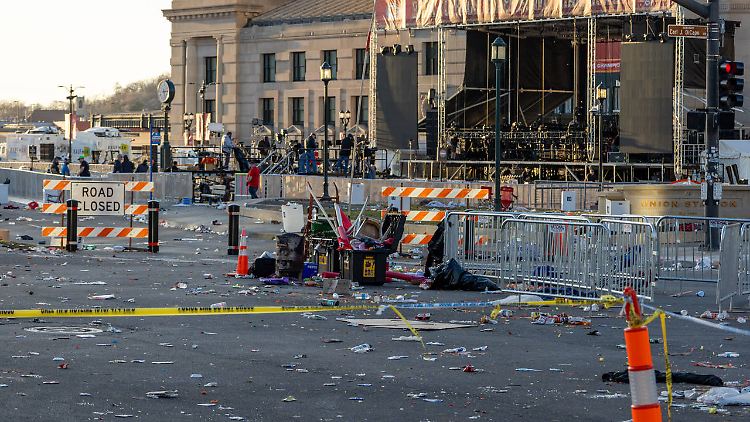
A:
0,203,748,421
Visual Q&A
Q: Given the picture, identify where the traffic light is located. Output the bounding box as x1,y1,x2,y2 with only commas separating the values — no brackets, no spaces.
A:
719,61,744,110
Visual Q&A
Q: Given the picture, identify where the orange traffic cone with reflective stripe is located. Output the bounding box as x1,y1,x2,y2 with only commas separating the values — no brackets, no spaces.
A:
235,228,249,277
623,287,661,422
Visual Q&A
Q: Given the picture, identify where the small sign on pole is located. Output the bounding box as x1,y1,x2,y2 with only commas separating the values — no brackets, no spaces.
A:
150,129,162,145
668,24,708,39
71,182,125,216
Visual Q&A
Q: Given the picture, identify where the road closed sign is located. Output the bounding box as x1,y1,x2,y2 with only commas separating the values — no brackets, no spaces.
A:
71,182,125,216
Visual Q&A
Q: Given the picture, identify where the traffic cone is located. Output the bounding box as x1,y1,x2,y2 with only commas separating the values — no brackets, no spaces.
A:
235,228,249,277
623,287,661,422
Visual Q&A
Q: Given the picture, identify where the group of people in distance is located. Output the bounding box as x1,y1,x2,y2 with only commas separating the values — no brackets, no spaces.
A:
48,156,91,178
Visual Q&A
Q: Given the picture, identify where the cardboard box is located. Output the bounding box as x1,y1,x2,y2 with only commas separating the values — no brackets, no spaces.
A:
0,229,9,242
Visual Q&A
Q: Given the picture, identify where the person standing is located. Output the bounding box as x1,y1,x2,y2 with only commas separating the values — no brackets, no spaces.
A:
49,157,61,174
222,131,234,170
246,160,261,199
61,158,71,176
77,156,91,177
258,136,271,158
121,155,134,173
113,154,122,173
305,133,318,174
336,134,353,174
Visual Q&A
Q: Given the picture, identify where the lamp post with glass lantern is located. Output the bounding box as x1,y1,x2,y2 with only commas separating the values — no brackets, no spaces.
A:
491,37,507,211
596,85,608,191
320,62,333,201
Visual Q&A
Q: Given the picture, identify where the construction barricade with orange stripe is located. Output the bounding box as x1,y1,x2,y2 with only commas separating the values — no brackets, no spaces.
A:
39,179,158,253
381,186,490,249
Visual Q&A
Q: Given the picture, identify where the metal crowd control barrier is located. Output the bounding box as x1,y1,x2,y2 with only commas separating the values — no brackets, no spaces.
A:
717,223,750,311
600,219,657,301
582,214,658,224
655,216,750,287
737,224,750,309
443,211,517,277
518,213,591,222
499,219,609,300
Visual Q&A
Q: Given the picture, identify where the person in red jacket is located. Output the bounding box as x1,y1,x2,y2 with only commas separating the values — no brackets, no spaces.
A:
246,160,260,199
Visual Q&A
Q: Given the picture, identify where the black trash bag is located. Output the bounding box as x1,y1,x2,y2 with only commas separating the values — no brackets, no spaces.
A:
602,370,723,386
253,257,276,278
430,258,499,291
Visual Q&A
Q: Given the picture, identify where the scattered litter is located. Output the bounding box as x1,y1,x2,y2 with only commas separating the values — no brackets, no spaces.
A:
146,390,179,399
392,336,421,342
190,374,203,378
716,352,740,358
350,344,373,353
698,387,750,406
87,294,115,300
692,362,735,369
339,319,474,330
515,368,542,372
387,356,409,360
282,396,296,402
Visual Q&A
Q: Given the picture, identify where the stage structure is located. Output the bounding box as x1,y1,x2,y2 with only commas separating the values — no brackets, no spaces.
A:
367,0,720,181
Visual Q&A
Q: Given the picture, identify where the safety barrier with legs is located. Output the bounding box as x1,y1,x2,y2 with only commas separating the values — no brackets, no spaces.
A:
601,219,657,301
718,224,750,311
443,211,517,277
655,216,750,288
499,218,610,300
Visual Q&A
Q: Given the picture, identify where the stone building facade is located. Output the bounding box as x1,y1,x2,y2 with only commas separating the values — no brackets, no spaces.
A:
163,0,465,145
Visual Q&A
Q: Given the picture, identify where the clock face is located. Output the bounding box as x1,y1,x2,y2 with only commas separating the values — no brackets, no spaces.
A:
157,80,174,104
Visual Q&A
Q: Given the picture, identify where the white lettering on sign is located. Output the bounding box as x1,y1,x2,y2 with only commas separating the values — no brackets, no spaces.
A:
71,182,125,216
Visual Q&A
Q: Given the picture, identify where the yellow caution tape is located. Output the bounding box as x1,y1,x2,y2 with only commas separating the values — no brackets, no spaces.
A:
388,305,426,350
0,305,378,319
490,295,624,319
660,311,673,422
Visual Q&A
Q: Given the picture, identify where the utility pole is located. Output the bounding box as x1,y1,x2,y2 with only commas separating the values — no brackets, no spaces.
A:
670,0,721,245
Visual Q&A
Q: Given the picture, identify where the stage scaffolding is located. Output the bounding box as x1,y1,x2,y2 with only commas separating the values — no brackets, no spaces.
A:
368,9,689,179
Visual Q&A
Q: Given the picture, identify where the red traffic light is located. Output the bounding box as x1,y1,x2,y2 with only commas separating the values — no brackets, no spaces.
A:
721,61,745,76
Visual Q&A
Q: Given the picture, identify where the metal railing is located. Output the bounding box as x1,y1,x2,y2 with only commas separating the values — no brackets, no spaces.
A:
500,218,610,300
601,219,657,301
655,216,750,287
443,211,517,277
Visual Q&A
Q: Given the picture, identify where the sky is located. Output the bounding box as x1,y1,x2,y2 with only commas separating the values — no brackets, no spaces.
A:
0,0,173,106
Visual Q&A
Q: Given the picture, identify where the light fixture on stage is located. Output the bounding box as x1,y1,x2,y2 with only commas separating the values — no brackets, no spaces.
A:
658,32,669,43
392,44,402,55
380,46,392,55
405,44,415,55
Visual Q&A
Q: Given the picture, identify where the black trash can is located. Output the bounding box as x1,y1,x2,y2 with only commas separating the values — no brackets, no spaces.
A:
340,249,389,286
312,239,340,274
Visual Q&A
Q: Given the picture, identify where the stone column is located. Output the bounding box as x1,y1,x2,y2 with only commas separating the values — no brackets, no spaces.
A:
185,38,198,114
215,35,224,124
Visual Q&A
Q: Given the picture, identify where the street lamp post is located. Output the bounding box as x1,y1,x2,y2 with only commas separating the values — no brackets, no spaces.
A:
491,37,507,212
320,62,333,201
596,85,608,191
339,109,351,138
59,85,83,160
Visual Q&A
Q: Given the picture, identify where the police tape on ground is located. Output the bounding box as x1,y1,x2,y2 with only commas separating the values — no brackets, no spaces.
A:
0,297,624,319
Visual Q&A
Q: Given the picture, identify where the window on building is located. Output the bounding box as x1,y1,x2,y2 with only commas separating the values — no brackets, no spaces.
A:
205,56,217,84
262,53,276,83
424,42,438,76
323,50,337,80
324,96,335,126
355,48,369,80
291,97,305,126
353,96,368,124
292,52,306,81
262,98,274,126
203,99,216,116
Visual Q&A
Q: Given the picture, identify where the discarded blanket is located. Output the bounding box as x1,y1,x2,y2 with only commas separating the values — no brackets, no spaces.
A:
602,370,723,386
430,259,499,291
